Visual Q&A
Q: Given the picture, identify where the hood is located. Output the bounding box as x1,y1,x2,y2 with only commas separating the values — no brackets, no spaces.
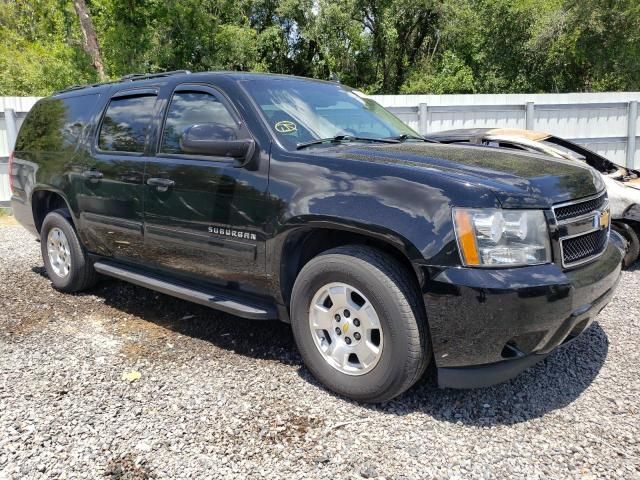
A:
627,179,640,191
330,142,605,208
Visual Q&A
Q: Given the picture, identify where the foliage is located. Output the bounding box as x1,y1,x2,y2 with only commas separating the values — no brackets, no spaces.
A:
0,0,638,95
401,52,476,94
0,0,98,95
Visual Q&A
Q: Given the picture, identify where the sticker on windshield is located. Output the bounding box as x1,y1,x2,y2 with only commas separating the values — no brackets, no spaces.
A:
275,120,297,133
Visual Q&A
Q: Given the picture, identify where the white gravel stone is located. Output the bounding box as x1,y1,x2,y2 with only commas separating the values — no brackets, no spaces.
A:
0,225,639,479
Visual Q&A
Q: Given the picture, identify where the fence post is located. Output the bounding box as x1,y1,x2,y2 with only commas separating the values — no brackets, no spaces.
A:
525,101,535,130
418,102,429,135
5,108,18,152
627,101,638,169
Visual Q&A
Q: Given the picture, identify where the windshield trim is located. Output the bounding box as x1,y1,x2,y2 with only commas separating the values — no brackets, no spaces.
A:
296,135,401,150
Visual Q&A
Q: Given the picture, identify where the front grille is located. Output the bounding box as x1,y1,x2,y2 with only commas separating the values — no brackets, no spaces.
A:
553,192,609,268
554,194,607,221
561,228,609,266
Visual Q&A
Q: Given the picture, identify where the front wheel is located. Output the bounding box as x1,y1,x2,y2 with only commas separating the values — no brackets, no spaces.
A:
290,245,430,403
612,221,640,267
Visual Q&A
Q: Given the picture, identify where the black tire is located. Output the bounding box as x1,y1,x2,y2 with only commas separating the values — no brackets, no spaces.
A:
290,245,430,403
40,209,98,292
612,222,640,268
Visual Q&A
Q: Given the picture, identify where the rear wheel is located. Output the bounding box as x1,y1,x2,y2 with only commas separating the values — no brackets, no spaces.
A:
40,209,98,292
290,245,430,403
612,221,640,267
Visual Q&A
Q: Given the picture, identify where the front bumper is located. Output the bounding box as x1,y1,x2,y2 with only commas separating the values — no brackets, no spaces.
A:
423,232,624,389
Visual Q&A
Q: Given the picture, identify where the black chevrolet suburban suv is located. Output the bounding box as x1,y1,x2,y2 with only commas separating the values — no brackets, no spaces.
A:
10,71,624,402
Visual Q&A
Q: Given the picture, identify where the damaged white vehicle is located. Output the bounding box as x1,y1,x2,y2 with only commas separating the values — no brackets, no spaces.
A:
428,128,640,266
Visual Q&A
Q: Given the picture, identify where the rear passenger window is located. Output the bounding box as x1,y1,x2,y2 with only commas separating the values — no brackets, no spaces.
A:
15,94,99,152
160,91,237,154
98,95,156,153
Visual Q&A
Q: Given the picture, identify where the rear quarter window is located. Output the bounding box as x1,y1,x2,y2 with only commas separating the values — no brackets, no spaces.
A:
98,95,156,153
15,94,100,152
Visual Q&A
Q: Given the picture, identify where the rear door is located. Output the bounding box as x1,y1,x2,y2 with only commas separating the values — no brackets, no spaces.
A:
79,89,158,261
142,83,269,293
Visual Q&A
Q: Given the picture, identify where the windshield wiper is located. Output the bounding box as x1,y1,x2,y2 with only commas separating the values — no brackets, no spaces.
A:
385,134,438,143
296,135,400,150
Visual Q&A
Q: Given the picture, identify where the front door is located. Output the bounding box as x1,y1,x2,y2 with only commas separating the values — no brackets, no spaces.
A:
142,84,270,295
79,89,158,262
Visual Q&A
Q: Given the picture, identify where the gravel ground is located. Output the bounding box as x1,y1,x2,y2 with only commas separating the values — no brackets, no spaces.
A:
1,224,639,480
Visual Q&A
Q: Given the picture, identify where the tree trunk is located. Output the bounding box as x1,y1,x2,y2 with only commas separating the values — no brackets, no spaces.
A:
72,0,106,81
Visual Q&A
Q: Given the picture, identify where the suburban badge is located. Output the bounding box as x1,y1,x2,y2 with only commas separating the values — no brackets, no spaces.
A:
208,226,257,241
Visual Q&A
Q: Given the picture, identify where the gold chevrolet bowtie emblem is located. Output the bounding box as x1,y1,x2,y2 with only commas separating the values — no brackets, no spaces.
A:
342,323,349,333
600,209,610,229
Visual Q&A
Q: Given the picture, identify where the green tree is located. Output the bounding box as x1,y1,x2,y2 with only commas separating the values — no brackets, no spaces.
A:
564,0,640,91
1,0,639,96
0,0,98,95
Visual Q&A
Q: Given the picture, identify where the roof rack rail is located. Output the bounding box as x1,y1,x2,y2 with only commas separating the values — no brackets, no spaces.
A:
120,70,191,81
54,85,86,93
53,70,192,95
53,79,120,95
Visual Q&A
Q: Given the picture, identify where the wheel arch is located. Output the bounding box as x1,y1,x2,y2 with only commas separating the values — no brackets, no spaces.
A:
31,188,75,234
276,220,427,312
611,219,640,266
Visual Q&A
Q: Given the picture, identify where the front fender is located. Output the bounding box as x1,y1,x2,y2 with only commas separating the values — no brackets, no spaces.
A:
265,150,501,304
602,176,640,219
268,151,499,265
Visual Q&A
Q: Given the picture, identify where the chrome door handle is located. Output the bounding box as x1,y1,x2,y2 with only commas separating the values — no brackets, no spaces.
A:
82,170,103,182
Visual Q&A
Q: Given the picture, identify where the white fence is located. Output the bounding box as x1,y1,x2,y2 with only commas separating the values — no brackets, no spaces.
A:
371,92,640,168
1,93,640,206
0,97,39,206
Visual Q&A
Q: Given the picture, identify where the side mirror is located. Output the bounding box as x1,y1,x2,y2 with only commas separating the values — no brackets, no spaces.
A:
180,123,255,162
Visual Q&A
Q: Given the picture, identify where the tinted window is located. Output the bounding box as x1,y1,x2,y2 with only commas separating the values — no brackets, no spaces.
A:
160,91,236,154
15,94,99,152
98,95,156,153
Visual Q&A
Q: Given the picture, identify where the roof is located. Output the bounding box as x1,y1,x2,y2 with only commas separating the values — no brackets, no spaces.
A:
52,71,341,97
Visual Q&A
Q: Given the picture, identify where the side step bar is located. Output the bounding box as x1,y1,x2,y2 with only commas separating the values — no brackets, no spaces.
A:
93,261,278,320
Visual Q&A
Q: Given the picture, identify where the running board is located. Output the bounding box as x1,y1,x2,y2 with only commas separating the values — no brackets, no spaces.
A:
93,261,277,320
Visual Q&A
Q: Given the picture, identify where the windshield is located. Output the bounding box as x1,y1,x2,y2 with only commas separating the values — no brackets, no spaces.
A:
241,78,419,150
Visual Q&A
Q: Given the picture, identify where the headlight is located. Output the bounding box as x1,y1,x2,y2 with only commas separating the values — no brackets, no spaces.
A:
453,208,551,266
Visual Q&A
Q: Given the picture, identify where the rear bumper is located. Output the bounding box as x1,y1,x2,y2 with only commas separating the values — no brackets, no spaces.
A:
423,232,624,389
11,189,38,236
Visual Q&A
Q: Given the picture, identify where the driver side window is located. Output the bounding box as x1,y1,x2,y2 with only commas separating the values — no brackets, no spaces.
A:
161,91,237,154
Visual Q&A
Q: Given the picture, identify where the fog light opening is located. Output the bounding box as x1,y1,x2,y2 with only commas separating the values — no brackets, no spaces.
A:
501,341,524,359
565,318,590,343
